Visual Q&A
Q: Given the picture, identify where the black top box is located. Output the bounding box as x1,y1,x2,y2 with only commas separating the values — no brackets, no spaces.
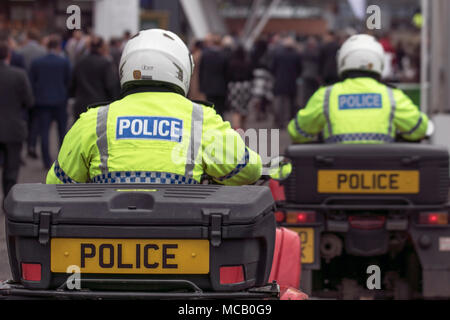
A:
284,143,449,205
4,184,276,292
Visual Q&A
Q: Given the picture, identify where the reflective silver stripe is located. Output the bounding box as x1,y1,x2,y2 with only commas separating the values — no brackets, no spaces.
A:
96,105,110,175
323,85,334,136
185,102,203,178
386,87,396,136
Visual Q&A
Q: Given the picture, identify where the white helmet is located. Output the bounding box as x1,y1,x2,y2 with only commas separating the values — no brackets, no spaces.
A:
337,34,385,77
119,29,194,96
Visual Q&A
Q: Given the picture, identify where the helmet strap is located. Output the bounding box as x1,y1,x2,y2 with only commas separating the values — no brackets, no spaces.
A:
121,80,186,97
341,70,381,82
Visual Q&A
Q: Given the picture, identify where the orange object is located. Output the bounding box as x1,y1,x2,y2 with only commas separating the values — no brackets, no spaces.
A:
268,227,301,289
220,227,304,299
269,179,286,201
280,286,309,300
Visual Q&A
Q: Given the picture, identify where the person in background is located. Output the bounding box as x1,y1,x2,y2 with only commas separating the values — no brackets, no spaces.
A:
0,32,25,69
65,29,88,66
226,45,253,130
121,30,132,50
301,36,321,107
221,35,235,60
270,36,302,128
17,29,46,159
199,34,229,117
70,36,119,120
319,31,340,85
187,40,206,101
249,38,273,122
17,29,46,71
109,37,123,71
0,41,34,198
29,35,71,169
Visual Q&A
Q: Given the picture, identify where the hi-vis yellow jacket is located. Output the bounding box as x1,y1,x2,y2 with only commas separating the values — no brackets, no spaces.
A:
288,77,429,144
46,89,262,185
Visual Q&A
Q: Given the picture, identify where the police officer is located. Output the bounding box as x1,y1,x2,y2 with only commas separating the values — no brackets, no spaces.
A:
288,34,431,144
46,29,262,185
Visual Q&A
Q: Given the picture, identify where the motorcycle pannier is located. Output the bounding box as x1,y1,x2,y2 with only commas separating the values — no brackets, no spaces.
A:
284,144,449,205
4,184,276,291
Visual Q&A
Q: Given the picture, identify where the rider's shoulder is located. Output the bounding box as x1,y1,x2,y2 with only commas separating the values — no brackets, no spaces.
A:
192,99,215,108
381,81,398,89
75,101,114,123
86,101,114,111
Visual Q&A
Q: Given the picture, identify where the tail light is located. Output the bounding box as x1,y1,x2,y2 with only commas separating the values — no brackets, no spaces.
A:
419,212,448,225
286,211,316,224
275,211,285,223
220,265,245,284
21,263,41,281
349,216,385,230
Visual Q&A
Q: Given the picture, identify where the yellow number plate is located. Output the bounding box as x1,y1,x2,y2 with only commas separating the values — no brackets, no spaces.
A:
317,170,419,194
288,228,314,264
51,238,210,274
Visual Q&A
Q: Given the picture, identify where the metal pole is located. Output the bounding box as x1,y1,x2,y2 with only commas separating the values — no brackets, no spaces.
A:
244,0,282,50
420,0,429,114
179,0,210,39
241,0,265,41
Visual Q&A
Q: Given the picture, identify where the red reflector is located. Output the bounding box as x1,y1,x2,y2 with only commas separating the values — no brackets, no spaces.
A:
419,212,448,225
286,211,316,224
220,266,245,284
349,216,386,230
21,263,41,281
275,211,285,223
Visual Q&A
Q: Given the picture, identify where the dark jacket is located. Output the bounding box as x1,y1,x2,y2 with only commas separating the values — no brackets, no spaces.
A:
199,47,228,97
271,46,302,96
226,58,252,83
319,41,340,85
30,53,71,107
70,53,119,117
10,51,25,69
0,61,34,142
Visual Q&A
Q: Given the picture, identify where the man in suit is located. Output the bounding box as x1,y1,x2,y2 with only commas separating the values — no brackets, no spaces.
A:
29,35,71,169
70,36,119,120
270,36,302,128
0,41,34,198
198,34,229,117
17,30,46,158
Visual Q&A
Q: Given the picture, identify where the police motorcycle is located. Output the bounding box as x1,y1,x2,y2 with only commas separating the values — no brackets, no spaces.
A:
269,123,450,299
0,173,306,300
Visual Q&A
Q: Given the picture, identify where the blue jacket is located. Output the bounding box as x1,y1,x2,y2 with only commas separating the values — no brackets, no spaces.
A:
30,53,71,107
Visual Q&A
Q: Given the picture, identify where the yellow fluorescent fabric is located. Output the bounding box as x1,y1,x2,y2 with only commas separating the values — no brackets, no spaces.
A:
46,92,262,185
288,77,428,144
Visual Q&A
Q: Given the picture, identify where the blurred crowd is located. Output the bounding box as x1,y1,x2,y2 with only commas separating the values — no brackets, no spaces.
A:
0,26,421,197
188,31,421,131
0,28,126,177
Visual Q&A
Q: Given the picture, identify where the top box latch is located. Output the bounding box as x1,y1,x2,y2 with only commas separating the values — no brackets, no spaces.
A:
33,207,61,245
202,209,230,247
